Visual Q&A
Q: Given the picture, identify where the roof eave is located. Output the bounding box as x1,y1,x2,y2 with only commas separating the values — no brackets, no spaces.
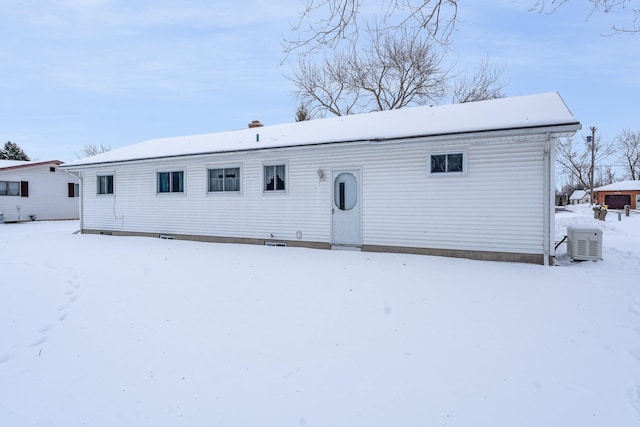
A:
0,160,63,172
60,121,581,170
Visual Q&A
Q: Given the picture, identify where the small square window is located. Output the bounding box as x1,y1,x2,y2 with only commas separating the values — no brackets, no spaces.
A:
158,171,184,193
49,167,56,172
264,165,286,191
97,175,114,194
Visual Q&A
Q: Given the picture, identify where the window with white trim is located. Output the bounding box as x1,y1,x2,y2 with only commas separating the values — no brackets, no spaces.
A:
157,171,184,193
208,167,240,192
429,152,466,175
97,175,114,195
263,164,286,192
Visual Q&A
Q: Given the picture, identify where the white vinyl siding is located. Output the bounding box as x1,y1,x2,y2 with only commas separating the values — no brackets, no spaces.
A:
77,133,551,257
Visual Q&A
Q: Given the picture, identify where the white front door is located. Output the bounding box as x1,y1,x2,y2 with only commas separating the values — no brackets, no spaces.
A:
636,195,640,209
331,170,361,245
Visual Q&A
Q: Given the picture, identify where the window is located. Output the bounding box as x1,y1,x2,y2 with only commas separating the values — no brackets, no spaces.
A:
208,167,240,192
0,181,20,196
20,181,28,197
50,167,56,172
68,183,80,197
429,152,466,175
157,171,184,193
263,164,286,192
97,175,114,195
1,181,28,197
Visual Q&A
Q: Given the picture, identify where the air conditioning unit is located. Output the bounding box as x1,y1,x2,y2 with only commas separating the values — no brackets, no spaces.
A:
567,226,602,261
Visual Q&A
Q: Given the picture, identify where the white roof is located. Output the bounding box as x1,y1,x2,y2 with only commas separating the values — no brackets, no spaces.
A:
569,190,589,200
62,92,579,168
0,160,30,169
0,160,62,171
594,180,640,191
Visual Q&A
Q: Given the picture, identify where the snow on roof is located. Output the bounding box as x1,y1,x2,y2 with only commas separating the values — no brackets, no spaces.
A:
569,190,589,200
594,180,640,191
62,92,580,168
0,160,62,171
0,160,30,169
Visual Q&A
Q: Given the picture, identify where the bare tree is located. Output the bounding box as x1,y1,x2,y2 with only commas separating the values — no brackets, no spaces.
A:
452,57,507,103
597,164,618,186
352,27,449,111
615,129,640,179
291,26,506,117
295,102,313,121
291,29,449,116
556,137,592,190
292,54,363,117
530,0,640,34
283,0,459,56
76,143,111,159
556,132,614,198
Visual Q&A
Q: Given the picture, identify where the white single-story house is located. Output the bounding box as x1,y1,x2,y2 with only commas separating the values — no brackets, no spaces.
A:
61,92,580,265
569,189,590,205
594,180,640,209
0,160,80,222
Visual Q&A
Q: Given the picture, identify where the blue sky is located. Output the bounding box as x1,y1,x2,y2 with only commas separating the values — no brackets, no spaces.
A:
1,1,637,163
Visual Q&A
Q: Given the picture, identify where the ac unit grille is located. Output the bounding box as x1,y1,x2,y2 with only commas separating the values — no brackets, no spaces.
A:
576,239,600,257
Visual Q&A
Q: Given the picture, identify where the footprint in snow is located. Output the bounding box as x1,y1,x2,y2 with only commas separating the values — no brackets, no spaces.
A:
0,353,15,364
39,324,53,333
627,386,640,415
29,336,48,348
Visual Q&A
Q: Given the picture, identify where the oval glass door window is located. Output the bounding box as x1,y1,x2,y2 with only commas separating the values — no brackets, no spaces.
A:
334,173,357,211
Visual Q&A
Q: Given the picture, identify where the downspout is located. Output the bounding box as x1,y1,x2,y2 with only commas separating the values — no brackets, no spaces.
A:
543,133,553,266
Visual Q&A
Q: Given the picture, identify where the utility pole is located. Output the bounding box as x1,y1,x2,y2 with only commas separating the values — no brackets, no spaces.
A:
587,126,597,205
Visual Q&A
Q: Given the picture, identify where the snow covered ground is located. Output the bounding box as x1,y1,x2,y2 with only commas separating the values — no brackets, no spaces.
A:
1,205,639,427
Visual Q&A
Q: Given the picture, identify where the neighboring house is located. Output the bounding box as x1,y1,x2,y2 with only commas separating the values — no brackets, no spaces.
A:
0,160,80,222
61,92,580,265
569,189,590,205
594,180,640,209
